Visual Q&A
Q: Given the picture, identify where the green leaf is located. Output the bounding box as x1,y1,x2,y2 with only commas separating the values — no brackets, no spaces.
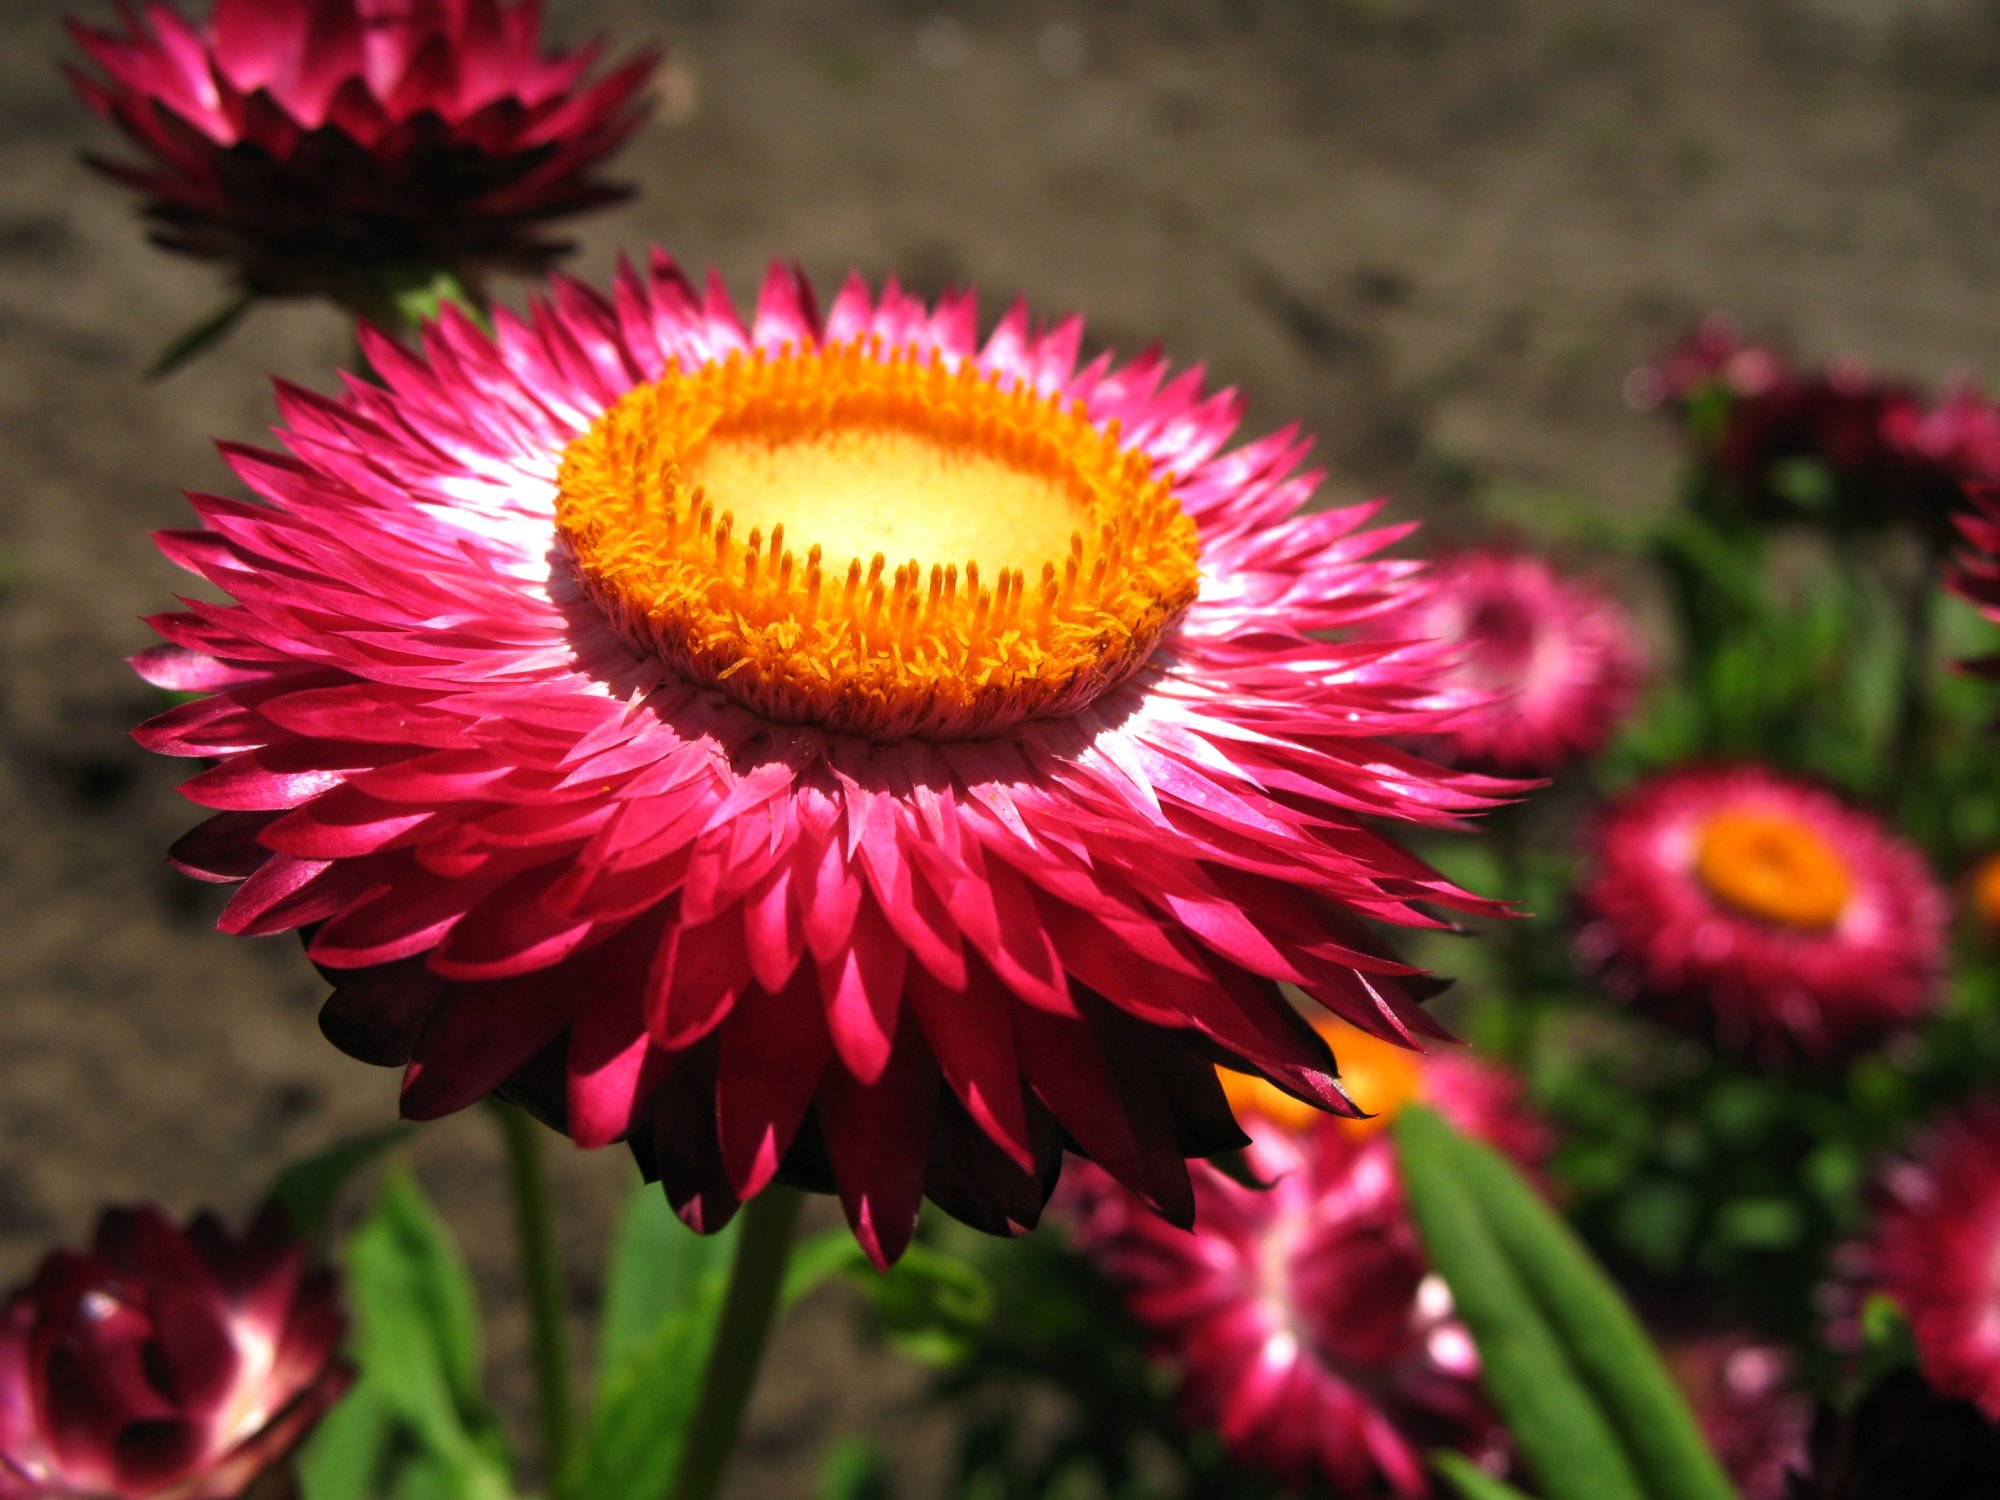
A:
818,1437,896,1500
781,1231,994,1366
342,1168,512,1500
1395,1106,1737,1500
266,1126,412,1242
1434,1450,1540,1500
296,1380,398,1500
566,1305,717,1500
146,291,253,379
596,1181,739,1379
566,1186,741,1500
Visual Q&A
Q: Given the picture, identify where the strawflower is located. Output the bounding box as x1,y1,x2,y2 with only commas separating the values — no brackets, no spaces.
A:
1633,316,2000,539
65,0,656,303
1837,1100,2000,1421
0,1205,347,1500
1359,548,1648,776
132,256,1507,1265
1069,1021,1549,1496
1657,1321,1811,1500
1575,764,1946,1061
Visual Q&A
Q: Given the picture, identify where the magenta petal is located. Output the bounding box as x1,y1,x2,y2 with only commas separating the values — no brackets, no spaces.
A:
905,961,1034,1172
143,1295,242,1413
715,971,832,1198
817,1015,939,1270
400,974,581,1120
647,1042,740,1235
817,897,906,1086
1014,1002,1193,1227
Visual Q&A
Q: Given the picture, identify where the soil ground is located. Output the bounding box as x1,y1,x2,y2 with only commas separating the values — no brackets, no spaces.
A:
6,0,2000,1495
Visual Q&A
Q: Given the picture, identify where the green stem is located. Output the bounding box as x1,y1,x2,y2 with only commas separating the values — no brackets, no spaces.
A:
488,1098,577,1491
338,263,491,337
1884,537,1945,796
1488,808,1540,1068
668,1186,806,1500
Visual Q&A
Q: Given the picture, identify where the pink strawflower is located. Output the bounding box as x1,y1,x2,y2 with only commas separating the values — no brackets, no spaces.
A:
1070,1023,1549,1497
1634,316,2000,538
1657,1322,1811,1500
1360,549,1648,776
131,256,1508,1266
1838,1101,2000,1420
0,1206,348,1500
1575,764,1947,1061
65,0,656,299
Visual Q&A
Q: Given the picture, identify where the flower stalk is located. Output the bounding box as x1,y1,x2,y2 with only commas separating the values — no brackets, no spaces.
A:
669,1186,807,1500
488,1098,578,1491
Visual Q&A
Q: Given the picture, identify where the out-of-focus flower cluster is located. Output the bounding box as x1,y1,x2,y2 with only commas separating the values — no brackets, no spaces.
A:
66,0,657,303
1633,316,2000,540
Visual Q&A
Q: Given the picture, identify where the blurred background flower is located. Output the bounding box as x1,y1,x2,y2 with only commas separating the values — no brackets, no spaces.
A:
0,1205,347,1500
1067,1022,1549,1497
65,0,657,314
1574,763,1947,1061
1654,1319,1811,1500
1361,547,1649,776
1837,1100,2000,1421
1633,317,2000,543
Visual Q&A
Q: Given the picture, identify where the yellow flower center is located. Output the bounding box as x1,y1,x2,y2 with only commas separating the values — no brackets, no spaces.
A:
1694,809,1854,930
554,340,1202,740
1219,1018,1427,1139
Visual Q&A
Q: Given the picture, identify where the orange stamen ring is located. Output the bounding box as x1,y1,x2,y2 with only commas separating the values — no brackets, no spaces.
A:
555,339,1202,741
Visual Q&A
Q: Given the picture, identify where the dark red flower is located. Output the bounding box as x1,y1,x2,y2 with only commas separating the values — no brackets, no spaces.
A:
1658,1322,1812,1500
1069,1022,1550,1497
1635,317,2000,538
1838,1101,2000,1421
0,1206,348,1500
65,0,656,298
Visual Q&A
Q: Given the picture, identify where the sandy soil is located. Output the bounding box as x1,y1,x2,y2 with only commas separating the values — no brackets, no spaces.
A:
5,0,2000,1494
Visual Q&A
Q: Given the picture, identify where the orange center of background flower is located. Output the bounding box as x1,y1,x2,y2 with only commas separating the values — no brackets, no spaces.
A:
1219,1018,1426,1139
1693,809,1853,930
555,340,1201,740
1971,852,2000,931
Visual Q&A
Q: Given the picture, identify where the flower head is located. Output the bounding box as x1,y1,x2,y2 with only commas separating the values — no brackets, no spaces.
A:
1359,548,1648,776
1070,1021,1549,1497
133,257,1506,1265
1657,1322,1811,1500
1838,1101,2000,1421
1575,764,1946,1061
1634,317,2000,539
0,1206,347,1500
65,0,656,298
